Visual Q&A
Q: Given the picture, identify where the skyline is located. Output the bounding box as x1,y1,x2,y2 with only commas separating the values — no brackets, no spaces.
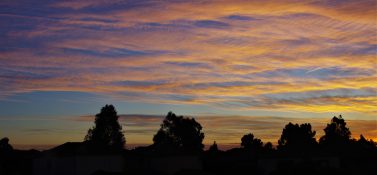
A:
0,0,376,149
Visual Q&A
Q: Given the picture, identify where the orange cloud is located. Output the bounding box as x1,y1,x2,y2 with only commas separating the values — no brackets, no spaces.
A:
1,0,376,115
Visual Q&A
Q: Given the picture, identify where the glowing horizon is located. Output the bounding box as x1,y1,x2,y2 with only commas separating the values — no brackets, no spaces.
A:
4,112,377,150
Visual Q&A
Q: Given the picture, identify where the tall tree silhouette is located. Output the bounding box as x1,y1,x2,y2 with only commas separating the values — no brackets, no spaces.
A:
241,133,263,150
278,123,317,152
85,105,125,150
153,112,204,152
319,115,351,146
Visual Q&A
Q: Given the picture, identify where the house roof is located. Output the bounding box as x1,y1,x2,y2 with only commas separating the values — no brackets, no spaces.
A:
45,142,87,156
44,142,126,156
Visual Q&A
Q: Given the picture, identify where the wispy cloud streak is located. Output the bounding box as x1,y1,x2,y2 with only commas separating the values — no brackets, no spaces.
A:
0,0,376,115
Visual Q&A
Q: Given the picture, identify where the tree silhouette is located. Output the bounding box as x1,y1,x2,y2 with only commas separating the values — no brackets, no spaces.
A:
0,137,13,154
84,104,125,150
357,134,376,149
278,123,317,152
208,141,219,152
319,115,351,146
264,142,273,151
153,112,204,153
241,133,263,150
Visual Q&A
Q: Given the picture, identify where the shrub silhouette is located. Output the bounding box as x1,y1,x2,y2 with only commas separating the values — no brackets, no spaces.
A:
263,142,273,151
0,137,13,154
84,104,125,150
278,123,317,152
153,111,204,153
241,133,263,150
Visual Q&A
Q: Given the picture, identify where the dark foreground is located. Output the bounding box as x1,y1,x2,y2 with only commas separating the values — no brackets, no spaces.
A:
1,141,376,175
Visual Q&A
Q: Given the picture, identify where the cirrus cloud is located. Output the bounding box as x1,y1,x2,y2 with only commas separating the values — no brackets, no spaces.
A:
0,0,376,116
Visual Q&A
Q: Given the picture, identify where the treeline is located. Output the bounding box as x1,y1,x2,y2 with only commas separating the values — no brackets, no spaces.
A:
80,105,376,154
80,105,377,175
1,104,376,154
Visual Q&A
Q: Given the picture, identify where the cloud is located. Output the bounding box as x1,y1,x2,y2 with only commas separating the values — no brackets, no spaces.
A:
226,15,258,21
0,0,376,115
255,67,375,79
194,20,230,29
50,0,127,10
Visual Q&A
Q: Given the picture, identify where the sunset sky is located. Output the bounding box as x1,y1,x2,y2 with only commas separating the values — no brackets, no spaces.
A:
0,0,376,150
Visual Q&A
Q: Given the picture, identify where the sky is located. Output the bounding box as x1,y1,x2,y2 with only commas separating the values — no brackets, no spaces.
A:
0,0,376,150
